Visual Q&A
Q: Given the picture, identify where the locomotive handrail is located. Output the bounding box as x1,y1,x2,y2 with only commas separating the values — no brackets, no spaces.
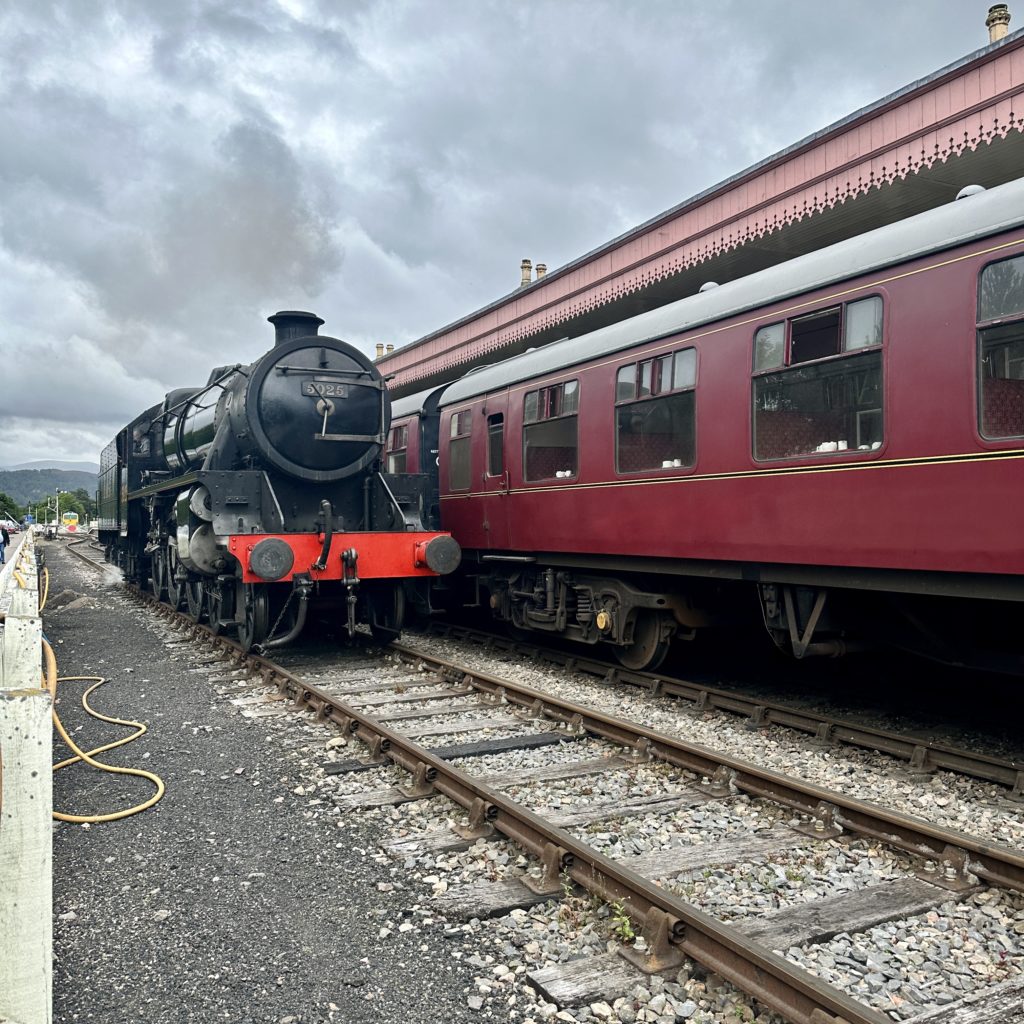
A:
275,364,381,383
151,366,248,424
374,468,415,529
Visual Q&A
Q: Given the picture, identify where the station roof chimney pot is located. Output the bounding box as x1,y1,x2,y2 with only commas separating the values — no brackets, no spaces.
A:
987,4,1011,42
375,342,384,359
385,343,395,354
520,258,532,287
535,263,547,280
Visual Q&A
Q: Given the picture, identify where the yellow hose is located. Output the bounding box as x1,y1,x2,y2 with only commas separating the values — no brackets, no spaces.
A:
42,639,166,823
38,566,50,612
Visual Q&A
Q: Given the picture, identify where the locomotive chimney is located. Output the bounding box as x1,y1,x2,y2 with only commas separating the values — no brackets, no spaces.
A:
535,263,547,280
520,258,532,287
267,310,325,347
987,4,1011,41
375,343,385,359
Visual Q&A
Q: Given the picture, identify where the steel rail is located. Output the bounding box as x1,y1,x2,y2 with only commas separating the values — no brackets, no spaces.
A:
65,538,108,572
257,656,887,1024
426,622,1024,794
392,640,1024,894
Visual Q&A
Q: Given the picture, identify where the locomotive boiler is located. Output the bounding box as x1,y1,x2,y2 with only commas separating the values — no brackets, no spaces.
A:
98,310,460,651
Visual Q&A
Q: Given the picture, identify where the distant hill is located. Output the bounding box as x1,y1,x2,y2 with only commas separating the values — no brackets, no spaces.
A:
5,459,101,474
0,468,97,508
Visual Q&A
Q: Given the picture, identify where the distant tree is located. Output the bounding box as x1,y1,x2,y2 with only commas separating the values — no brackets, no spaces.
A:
72,487,97,518
0,491,21,521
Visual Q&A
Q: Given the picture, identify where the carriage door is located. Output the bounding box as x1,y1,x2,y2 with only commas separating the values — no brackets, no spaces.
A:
480,393,511,549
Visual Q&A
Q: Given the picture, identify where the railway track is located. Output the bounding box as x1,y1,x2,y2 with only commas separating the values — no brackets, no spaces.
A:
94,570,1022,1024
66,535,1024,800
413,622,1024,798
63,535,112,573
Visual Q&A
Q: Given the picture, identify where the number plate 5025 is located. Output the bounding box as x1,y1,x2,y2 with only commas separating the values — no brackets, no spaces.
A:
302,381,349,398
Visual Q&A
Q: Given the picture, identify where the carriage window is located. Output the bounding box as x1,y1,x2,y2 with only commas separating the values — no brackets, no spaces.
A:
845,297,883,350
791,308,841,364
448,410,472,490
979,254,1024,321
386,424,408,473
523,381,578,481
616,348,697,472
754,323,784,371
754,297,884,460
487,414,504,476
616,365,635,401
979,256,1024,438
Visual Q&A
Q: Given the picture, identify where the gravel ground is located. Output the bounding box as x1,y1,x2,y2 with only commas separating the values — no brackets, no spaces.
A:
44,542,494,1024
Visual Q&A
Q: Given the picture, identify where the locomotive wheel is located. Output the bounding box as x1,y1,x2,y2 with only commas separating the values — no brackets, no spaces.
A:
165,544,185,611
185,576,205,622
150,550,167,601
367,583,405,645
614,611,671,672
237,583,270,653
206,582,225,636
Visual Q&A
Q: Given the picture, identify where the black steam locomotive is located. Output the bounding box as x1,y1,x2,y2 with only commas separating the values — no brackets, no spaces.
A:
98,310,460,651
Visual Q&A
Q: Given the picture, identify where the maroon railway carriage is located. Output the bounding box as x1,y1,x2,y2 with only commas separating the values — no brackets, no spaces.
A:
390,178,1024,671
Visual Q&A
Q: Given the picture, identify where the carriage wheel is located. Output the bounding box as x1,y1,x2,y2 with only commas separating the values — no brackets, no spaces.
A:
165,544,185,611
185,576,205,622
614,611,672,672
237,583,270,653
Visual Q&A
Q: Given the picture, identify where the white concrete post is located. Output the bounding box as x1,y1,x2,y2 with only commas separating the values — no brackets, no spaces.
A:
1,531,52,1024
0,686,53,1024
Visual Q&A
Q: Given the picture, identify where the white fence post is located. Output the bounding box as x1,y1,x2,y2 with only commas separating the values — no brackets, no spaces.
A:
0,532,52,1024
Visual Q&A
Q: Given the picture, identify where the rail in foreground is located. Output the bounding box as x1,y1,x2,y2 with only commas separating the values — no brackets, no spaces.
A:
64,536,110,573
124,583,1024,1024
424,621,1024,796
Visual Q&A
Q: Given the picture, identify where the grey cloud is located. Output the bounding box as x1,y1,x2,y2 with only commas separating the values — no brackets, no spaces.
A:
0,0,994,464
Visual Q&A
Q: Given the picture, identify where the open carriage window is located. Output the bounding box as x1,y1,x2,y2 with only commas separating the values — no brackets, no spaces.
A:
753,296,884,460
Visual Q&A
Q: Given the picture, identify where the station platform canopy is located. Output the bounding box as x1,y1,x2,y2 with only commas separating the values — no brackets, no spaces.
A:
380,24,1024,396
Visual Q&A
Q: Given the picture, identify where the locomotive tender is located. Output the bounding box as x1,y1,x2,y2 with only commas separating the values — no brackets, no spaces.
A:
99,311,460,651
390,178,1024,672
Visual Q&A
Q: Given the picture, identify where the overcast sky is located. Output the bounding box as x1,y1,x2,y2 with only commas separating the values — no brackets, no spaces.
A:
0,0,1000,467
